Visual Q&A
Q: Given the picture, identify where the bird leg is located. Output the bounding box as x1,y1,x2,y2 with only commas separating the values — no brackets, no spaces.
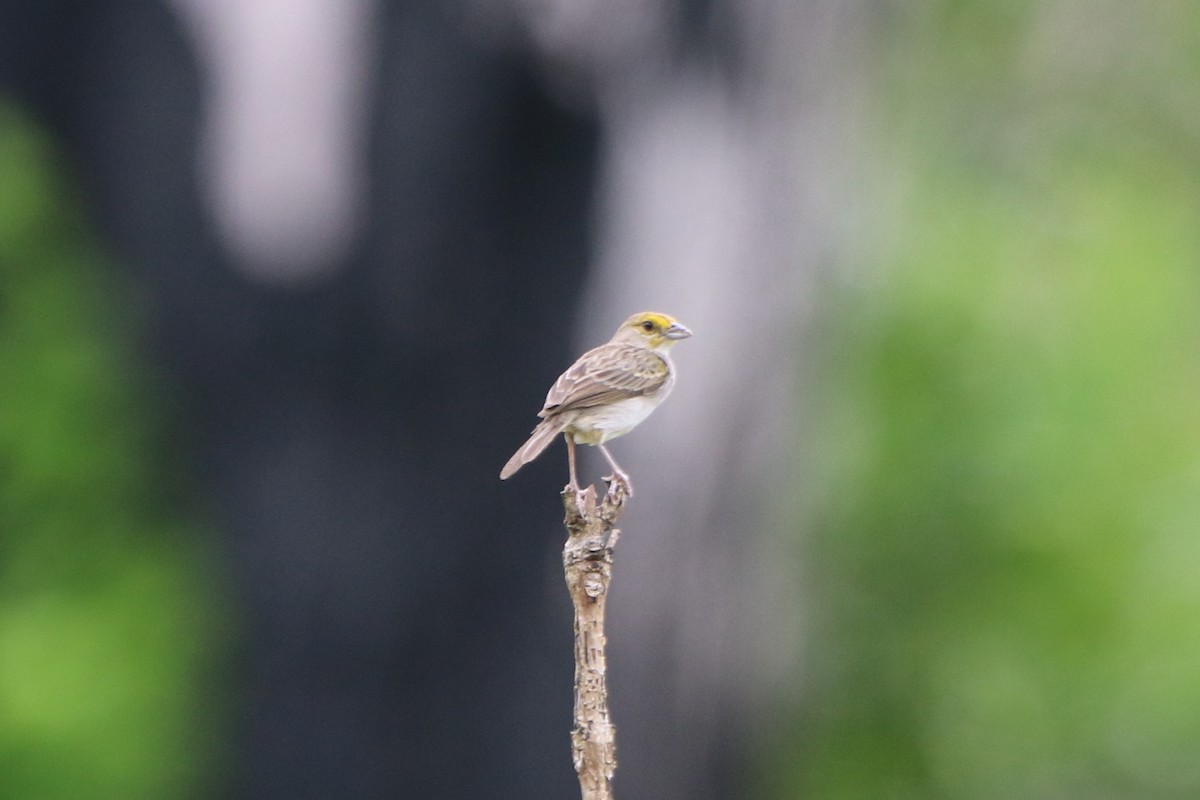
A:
597,444,633,498
565,433,581,493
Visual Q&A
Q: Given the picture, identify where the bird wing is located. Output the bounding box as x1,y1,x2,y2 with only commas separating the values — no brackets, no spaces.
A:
540,343,669,416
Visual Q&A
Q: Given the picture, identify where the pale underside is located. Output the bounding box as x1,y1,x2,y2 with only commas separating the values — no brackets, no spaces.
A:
562,391,671,445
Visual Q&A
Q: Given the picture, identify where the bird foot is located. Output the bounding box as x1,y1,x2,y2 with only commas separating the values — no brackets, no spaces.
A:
566,482,596,511
602,471,633,500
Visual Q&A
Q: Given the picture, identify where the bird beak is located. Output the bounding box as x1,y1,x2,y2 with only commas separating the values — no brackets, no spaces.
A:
665,322,692,340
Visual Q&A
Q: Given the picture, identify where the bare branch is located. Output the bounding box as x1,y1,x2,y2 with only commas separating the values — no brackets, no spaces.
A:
561,481,627,799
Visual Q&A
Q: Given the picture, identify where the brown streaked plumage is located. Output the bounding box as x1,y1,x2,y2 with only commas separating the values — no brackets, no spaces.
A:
500,311,692,494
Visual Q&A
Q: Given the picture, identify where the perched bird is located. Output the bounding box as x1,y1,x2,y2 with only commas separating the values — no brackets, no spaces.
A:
500,311,692,495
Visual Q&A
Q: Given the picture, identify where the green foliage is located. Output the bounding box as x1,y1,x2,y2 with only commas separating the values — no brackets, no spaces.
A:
776,3,1200,798
0,103,220,799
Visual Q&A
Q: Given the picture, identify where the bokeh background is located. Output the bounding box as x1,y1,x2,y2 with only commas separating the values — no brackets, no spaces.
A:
2,1,1199,798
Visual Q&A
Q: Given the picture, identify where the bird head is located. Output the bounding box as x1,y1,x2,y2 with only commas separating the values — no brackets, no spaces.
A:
613,311,693,351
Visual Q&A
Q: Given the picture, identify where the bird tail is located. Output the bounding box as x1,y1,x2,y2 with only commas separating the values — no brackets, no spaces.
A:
500,418,565,479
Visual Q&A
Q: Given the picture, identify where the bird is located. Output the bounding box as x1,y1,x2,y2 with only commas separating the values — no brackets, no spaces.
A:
500,311,692,496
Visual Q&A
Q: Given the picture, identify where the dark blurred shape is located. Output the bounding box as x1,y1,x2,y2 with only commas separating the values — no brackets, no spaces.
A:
3,1,596,797
1,0,831,795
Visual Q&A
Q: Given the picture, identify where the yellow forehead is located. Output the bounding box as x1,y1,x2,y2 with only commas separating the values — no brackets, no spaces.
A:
623,312,677,330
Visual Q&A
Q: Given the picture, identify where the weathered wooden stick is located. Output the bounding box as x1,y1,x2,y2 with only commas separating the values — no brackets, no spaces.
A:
561,481,627,800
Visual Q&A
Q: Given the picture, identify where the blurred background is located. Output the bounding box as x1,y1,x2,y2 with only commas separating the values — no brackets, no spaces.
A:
1,1,1198,798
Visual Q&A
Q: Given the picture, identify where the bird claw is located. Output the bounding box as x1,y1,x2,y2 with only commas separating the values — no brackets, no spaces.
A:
602,471,633,500
566,482,595,511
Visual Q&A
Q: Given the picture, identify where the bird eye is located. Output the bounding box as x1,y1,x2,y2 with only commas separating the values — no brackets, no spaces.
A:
641,320,655,332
